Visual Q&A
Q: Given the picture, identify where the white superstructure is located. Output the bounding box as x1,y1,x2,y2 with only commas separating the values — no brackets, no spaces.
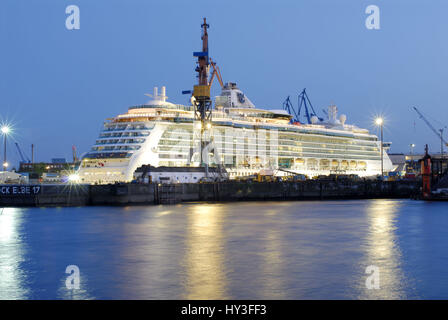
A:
77,84,394,184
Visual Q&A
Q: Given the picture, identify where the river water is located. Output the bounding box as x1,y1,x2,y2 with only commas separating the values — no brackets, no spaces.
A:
0,199,447,299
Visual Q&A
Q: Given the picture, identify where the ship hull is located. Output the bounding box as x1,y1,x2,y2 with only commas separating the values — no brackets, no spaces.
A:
78,119,394,184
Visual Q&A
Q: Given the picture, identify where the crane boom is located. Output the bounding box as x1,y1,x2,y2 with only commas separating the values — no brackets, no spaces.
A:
413,107,448,146
209,58,224,88
15,142,31,163
297,89,323,124
282,96,299,123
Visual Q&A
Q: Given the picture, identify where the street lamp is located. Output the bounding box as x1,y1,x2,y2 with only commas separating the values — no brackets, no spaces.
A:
1,126,10,171
375,118,384,178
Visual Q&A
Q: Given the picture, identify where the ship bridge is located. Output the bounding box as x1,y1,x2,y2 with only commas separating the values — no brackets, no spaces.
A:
215,82,255,109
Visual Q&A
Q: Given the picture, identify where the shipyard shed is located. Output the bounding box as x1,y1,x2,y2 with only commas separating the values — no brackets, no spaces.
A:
133,166,220,183
0,171,28,184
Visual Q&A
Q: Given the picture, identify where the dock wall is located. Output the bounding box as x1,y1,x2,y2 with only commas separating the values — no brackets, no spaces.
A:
0,180,420,207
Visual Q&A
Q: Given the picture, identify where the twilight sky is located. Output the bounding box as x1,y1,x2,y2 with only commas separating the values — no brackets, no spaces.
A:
1,0,447,167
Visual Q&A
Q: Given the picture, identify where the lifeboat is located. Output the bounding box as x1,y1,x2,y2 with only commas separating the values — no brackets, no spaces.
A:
307,158,318,169
320,159,330,167
358,161,367,169
331,160,339,168
349,160,357,168
295,158,305,164
341,160,349,169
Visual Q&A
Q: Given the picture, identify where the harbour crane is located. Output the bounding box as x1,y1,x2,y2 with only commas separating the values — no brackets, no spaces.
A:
298,88,323,124
413,107,448,157
181,18,227,179
15,142,31,163
282,88,323,124
282,96,299,123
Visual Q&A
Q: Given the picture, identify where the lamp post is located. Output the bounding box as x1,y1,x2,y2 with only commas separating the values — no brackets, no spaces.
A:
440,129,445,174
1,126,10,171
410,143,415,172
375,118,384,178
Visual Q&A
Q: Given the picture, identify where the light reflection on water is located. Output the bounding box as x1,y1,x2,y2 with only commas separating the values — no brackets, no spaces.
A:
260,219,287,299
359,200,409,299
0,208,29,299
0,199,447,299
183,205,228,299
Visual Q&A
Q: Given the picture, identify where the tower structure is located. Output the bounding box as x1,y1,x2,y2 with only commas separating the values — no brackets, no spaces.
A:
192,18,213,170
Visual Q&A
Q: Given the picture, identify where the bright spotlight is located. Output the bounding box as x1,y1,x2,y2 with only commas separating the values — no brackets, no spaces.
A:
375,117,383,126
68,174,80,182
1,126,10,134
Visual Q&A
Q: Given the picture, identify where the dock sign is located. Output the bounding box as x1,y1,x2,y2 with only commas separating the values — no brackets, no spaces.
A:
0,185,41,196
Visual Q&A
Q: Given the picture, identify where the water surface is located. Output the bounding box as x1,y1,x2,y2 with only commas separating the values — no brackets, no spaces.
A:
0,199,447,299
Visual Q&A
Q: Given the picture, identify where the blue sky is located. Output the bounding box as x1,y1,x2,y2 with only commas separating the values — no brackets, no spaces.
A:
1,0,447,167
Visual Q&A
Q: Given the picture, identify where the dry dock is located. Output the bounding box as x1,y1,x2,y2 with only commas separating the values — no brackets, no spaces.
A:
0,180,419,207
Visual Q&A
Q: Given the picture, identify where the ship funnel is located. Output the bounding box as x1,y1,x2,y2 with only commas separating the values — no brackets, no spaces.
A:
153,87,158,99
161,86,167,102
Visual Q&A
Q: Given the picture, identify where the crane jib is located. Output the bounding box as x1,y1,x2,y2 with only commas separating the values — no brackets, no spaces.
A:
413,106,448,147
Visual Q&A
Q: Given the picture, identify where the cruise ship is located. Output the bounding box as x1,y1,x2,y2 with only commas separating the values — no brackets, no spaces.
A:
77,83,394,184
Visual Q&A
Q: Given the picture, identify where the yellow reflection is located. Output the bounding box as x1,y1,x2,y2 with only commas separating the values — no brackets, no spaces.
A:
184,204,228,299
0,208,29,299
155,210,172,217
361,200,405,299
260,227,285,299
